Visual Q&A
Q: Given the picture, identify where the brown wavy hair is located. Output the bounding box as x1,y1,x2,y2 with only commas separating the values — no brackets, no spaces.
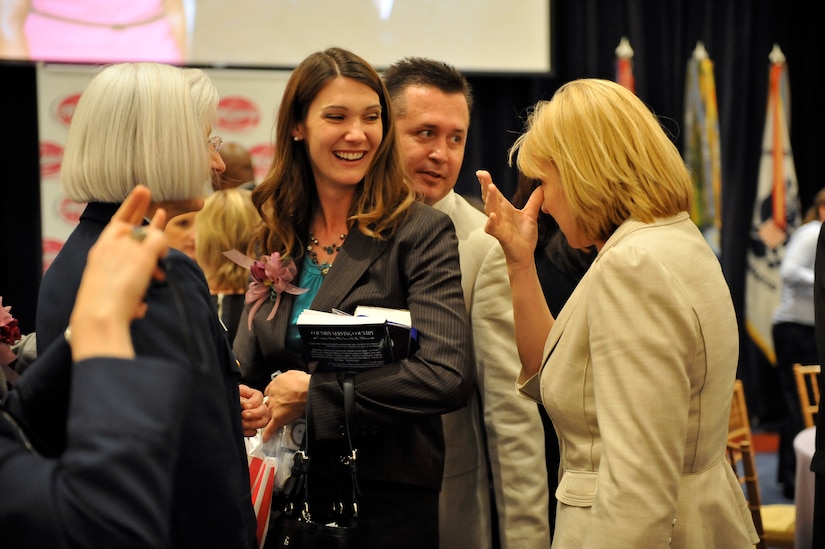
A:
250,47,415,258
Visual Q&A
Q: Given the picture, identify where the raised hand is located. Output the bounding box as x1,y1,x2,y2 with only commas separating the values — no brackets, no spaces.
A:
476,169,542,267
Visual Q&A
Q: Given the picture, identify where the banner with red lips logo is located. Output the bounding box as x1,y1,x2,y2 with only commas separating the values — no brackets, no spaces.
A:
57,197,86,226
53,93,81,127
217,96,261,132
39,141,64,179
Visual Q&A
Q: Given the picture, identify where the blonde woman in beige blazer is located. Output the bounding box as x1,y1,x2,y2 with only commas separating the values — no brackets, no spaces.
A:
477,78,759,549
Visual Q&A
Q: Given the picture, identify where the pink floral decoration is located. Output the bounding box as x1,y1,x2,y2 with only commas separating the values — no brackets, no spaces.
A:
223,249,308,330
0,296,21,366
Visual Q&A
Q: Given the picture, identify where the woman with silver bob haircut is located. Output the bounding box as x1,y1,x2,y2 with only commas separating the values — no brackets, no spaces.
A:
61,62,217,210
32,62,265,549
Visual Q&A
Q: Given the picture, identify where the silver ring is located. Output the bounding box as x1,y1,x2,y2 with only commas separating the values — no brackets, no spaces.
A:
131,226,148,242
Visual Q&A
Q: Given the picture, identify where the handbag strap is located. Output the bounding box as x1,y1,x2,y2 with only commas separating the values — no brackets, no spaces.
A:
282,392,311,519
280,374,359,521
342,373,359,515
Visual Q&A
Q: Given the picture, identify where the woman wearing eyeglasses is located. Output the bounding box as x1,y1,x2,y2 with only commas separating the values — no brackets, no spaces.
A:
27,62,263,549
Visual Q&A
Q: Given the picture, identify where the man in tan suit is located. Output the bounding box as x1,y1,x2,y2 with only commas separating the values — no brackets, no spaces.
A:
384,58,551,549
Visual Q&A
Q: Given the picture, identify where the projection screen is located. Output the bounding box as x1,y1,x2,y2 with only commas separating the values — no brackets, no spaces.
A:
0,0,552,74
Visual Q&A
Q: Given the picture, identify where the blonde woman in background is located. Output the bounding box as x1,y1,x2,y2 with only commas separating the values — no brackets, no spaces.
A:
195,187,261,343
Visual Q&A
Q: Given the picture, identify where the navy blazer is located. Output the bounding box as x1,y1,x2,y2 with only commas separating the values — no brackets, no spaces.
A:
1,338,191,549
233,202,474,491
28,202,257,549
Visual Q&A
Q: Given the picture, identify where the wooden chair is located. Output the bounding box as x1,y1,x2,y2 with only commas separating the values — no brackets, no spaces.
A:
792,363,820,429
728,380,796,549
729,379,753,445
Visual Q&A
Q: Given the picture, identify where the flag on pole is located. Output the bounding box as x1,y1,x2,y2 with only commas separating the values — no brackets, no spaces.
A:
615,36,635,93
683,41,722,256
745,44,801,365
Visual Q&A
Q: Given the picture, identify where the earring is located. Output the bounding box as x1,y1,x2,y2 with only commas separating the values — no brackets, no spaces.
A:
293,136,300,141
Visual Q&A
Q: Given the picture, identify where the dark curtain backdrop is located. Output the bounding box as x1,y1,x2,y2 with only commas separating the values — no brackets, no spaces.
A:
1,0,822,422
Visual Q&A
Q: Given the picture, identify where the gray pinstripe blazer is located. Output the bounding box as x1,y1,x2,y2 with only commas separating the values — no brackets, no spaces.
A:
233,202,473,490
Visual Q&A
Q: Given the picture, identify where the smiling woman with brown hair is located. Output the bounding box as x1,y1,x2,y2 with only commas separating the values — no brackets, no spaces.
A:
233,47,473,548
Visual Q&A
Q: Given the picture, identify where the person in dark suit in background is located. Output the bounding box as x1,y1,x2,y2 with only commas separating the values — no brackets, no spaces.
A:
2,185,190,549
233,47,473,549
810,220,825,549
28,62,264,549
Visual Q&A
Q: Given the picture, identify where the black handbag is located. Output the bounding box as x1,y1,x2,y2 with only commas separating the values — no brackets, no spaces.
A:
267,373,360,549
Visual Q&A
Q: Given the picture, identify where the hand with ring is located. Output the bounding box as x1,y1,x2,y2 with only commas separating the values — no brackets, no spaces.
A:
131,225,149,242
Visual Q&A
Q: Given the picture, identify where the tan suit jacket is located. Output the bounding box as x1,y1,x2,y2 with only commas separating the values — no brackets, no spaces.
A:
436,191,550,549
519,213,759,548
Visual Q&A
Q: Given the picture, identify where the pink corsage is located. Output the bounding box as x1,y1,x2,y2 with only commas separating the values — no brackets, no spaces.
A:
0,296,22,366
223,249,308,330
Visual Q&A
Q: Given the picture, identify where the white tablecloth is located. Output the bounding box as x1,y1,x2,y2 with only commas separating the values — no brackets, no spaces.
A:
794,426,816,549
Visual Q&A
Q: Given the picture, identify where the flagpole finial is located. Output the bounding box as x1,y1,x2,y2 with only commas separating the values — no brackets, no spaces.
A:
615,36,634,59
769,43,786,64
692,41,708,60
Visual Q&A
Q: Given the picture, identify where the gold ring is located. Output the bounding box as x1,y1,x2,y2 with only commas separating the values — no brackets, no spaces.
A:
131,226,148,242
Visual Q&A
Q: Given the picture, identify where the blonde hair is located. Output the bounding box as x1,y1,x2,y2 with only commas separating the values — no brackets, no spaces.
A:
196,188,261,292
62,63,218,203
511,78,693,243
